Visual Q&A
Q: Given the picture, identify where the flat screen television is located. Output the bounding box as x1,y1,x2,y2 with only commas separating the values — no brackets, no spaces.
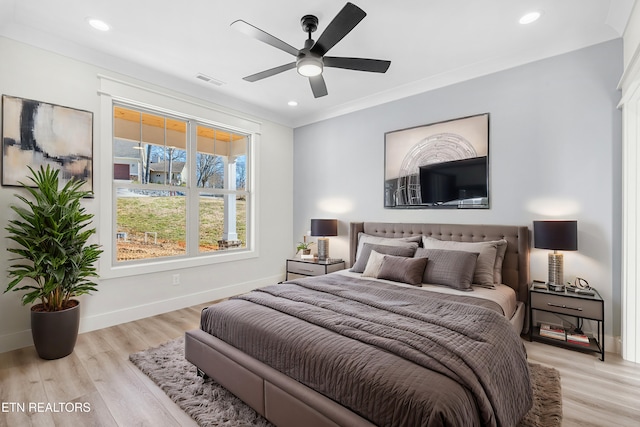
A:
419,156,488,206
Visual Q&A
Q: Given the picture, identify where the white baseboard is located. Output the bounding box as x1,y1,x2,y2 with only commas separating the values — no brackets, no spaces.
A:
79,274,281,334
0,329,33,355
0,275,280,354
607,335,622,355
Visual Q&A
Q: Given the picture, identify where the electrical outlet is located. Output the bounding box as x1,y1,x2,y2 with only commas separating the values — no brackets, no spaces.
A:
172,274,180,286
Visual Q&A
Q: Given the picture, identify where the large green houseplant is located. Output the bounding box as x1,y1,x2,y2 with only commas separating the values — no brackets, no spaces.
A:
4,165,102,359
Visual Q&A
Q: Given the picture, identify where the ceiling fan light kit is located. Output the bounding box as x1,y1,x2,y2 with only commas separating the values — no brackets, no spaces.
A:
297,56,323,77
231,2,391,98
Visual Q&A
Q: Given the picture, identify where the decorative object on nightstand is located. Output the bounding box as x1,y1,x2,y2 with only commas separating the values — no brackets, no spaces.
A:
533,220,578,292
310,218,338,261
296,239,315,259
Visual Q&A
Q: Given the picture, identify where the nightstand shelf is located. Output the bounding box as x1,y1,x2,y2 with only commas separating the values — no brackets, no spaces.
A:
286,258,346,280
530,326,602,354
529,285,604,361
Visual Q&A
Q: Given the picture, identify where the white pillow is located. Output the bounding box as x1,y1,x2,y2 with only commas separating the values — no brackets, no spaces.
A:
362,250,385,278
421,236,503,286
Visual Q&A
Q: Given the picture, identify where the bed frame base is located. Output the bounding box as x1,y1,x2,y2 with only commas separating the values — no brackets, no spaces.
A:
185,329,375,427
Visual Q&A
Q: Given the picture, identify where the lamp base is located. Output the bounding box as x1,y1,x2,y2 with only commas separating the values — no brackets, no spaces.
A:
317,238,329,261
547,252,564,291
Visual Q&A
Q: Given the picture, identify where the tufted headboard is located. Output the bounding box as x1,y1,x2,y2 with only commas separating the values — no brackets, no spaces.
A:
349,222,531,304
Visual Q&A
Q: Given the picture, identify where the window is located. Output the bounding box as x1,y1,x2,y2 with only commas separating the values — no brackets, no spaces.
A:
112,104,250,264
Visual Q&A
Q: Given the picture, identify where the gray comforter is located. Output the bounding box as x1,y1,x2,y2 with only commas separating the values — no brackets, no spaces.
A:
200,274,532,427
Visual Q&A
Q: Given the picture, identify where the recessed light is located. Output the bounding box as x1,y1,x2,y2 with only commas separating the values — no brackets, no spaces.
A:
87,18,110,32
519,11,541,25
288,101,298,107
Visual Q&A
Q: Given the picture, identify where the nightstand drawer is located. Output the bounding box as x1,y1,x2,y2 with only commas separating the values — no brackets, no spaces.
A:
286,260,327,276
530,292,603,320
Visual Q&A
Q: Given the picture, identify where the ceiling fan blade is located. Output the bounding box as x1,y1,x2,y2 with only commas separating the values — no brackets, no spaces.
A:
324,57,391,73
309,75,328,98
231,20,299,57
310,2,366,56
243,62,296,82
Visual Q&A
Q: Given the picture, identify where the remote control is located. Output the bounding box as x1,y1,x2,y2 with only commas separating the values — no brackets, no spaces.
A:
575,288,595,296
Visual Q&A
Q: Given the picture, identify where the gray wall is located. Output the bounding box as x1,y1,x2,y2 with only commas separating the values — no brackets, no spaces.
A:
293,39,623,339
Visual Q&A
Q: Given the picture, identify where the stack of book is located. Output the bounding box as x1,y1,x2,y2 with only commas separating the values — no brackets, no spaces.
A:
567,331,590,346
539,324,566,341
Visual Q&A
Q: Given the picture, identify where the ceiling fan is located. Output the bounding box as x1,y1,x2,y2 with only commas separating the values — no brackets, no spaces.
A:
231,2,391,98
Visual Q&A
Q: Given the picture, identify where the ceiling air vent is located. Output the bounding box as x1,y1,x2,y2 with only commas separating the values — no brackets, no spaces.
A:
195,73,225,86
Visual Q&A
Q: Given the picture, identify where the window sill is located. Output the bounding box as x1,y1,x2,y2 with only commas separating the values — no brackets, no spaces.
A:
99,248,258,279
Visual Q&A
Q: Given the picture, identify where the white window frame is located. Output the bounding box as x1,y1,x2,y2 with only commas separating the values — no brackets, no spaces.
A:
98,75,260,279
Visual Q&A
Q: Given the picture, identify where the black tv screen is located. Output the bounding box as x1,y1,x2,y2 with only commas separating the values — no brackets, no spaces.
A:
419,156,487,205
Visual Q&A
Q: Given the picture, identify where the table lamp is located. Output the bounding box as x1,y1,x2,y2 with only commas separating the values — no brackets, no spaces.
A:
533,220,578,291
310,219,338,261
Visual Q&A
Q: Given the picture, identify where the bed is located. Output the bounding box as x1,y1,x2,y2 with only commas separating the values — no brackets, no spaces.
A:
185,222,532,427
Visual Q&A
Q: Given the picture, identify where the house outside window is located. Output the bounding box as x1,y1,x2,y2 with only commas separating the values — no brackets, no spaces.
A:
112,104,250,264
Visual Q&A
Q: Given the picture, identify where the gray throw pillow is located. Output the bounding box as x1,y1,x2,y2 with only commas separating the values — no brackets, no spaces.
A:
351,243,417,273
377,255,428,286
493,240,508,284
415,248,479,291
421,237,497,286
355,233,422,264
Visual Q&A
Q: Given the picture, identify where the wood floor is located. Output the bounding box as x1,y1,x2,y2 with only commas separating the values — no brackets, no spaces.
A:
1,302,639,427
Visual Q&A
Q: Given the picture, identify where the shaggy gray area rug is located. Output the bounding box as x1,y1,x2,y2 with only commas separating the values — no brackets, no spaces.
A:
130,337,562,427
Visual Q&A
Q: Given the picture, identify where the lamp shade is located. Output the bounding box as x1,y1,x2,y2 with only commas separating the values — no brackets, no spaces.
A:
533,220,577,251
310,219,338,237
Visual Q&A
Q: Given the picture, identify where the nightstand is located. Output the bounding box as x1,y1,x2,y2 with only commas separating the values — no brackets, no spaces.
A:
285,258,346,280
529,285,604,361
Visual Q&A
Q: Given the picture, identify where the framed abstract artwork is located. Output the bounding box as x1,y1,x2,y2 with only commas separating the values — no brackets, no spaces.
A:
384,113,489,209
1,95,94,192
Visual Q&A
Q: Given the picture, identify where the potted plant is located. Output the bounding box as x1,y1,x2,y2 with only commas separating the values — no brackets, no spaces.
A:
296,241,314,256
4,165,102,359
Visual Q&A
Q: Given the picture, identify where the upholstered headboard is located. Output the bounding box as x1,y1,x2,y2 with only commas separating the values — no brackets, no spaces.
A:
349,222,530,304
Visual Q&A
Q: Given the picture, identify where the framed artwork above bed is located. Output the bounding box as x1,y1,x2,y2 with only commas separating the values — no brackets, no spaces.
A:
384,113,489,209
